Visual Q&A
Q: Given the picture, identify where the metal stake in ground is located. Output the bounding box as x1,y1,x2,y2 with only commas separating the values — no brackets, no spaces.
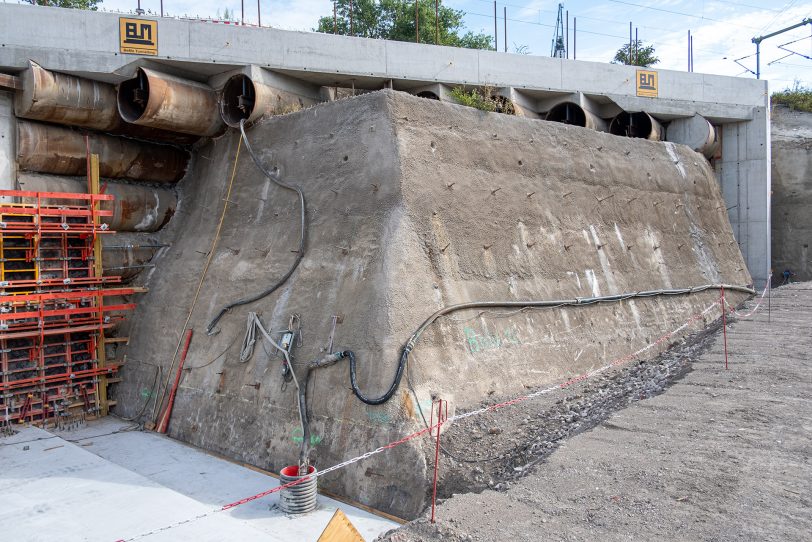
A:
430,398,447,524
721,286,729,370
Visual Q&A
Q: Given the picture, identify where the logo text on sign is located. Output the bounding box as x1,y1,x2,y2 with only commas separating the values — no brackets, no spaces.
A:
119,17,158,56
636,69,658,97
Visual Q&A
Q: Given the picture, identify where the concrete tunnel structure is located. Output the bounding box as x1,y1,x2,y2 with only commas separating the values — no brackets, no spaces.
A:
0,3,764,520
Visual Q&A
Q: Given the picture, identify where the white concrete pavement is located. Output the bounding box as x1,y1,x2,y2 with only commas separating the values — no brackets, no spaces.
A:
0,417,398,541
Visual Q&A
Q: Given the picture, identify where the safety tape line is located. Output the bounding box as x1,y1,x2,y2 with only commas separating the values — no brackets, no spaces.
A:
725,278,771,319
117,287,754,541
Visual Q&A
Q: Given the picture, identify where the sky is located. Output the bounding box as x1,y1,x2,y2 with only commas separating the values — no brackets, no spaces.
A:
87,0,812,91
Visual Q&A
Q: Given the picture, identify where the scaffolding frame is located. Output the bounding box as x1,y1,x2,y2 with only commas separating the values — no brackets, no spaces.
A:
0,184,134,428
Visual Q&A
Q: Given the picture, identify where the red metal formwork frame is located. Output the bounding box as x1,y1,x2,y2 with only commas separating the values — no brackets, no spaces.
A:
0,191,134,428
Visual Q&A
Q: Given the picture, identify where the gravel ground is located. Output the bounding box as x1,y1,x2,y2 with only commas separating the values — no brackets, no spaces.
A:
379,283,812,541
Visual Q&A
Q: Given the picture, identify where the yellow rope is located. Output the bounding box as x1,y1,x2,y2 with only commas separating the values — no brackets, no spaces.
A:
152,137,243,425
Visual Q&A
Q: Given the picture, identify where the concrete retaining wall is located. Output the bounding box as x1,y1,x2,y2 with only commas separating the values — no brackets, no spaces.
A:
114,91,750,518
771,106,812,281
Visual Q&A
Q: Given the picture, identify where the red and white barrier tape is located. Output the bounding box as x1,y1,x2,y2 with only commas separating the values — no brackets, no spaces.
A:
117,287,751,541
724,277,771,319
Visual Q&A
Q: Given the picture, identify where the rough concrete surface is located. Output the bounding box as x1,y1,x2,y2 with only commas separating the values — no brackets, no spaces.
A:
771,105,812,282
380,284,811,541
113,91,750,518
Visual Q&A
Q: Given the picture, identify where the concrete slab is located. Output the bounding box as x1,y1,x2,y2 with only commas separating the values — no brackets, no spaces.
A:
0,418,398,541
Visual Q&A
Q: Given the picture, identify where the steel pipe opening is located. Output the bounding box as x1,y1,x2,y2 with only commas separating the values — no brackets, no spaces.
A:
220,74,260,127
219,72,317,127
545,102,607,131
416,91,440,100
118,68,225,137
15,61,200,145
609,111,663,140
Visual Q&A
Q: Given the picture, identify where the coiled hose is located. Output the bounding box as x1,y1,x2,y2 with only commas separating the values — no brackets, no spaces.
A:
206,119,307,335
338,283,754,406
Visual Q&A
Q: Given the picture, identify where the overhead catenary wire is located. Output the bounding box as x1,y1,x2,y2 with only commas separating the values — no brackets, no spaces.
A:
206,119,307,335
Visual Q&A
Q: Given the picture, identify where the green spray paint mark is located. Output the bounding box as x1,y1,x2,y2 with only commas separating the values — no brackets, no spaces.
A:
464,326,521,354
140,388,152,399
292,427,322,446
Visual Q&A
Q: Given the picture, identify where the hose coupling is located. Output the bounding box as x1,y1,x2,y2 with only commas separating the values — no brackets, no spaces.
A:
308,351,347,370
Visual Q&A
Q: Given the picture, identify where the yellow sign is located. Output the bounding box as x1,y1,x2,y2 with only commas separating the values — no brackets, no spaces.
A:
119,17,158,56
636,69,658,97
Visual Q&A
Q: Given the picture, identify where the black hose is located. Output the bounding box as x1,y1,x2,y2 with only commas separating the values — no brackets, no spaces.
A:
206,119,307,334
345,349,408,405
339,283,754,406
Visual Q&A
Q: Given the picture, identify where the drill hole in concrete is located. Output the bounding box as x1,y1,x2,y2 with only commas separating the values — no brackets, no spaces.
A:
343,155,349,161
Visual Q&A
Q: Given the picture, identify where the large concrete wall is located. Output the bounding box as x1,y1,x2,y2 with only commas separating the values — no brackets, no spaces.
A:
0,3,772,287
113,91,750,518
716,106,771,288
771,105,812,281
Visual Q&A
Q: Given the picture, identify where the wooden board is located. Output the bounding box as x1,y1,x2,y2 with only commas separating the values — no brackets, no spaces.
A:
317,509,366,542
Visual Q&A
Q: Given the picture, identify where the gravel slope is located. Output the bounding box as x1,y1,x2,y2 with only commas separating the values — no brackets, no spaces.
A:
381,283,812,541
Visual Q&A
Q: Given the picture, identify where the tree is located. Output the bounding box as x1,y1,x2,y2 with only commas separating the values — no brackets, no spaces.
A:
612,40,659,67
316,0,493,50
23,0,101,9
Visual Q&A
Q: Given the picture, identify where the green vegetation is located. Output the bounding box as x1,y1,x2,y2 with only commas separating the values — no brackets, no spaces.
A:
612,40,659,67
23,0,100,9
771,82,812,113
449,86,514,114
316,0,492,50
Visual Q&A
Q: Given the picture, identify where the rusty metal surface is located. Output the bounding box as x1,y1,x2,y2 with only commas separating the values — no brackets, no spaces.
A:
0,72,21,91
17,121,189,183
101,240,158,281
14,61,200,145
219,73,318,127
16,172,177,233
118,68,225,137
15,60,120,131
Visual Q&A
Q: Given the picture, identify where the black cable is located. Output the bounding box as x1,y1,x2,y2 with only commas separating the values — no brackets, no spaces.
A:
339,283,754,407
206,119,307,334
344,349,407,406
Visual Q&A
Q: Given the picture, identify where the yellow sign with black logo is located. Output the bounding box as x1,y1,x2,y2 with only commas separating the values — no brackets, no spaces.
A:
636,69,658,97
119,17,158,56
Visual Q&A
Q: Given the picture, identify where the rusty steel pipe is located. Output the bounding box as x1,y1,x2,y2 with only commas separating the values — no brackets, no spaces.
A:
101,240,158,281
17,121,189,183
545,102,607,132
219,72,319,128
15,60,120,131
16,173,177,233
118,68,225,137
14,61,200,145
609,111,663,141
